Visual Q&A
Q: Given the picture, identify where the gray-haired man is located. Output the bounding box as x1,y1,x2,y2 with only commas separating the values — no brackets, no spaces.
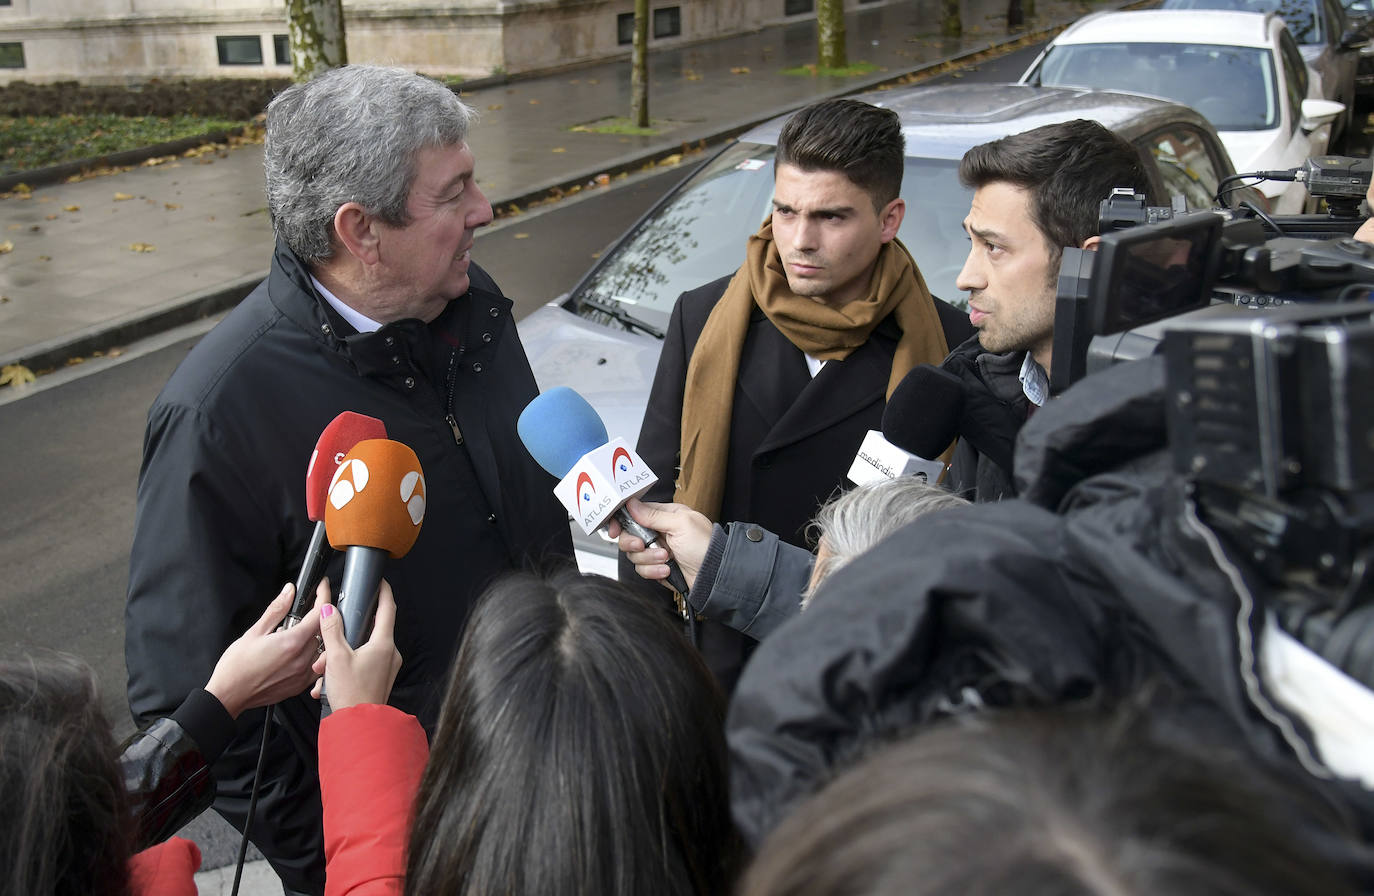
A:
125,65,571,894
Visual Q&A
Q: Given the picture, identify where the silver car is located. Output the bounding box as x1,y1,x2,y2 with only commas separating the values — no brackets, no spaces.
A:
517,82,1251,568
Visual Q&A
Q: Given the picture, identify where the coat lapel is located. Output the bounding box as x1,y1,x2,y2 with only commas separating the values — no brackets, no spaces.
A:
756,335,889,454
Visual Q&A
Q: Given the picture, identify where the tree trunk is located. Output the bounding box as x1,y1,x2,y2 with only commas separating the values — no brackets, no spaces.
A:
942,0,962,38
631,0,650,128
286,0,348,83
817,0,847,69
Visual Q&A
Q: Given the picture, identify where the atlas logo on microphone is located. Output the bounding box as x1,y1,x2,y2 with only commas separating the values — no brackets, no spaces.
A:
554,437,658,534
611,446,654,492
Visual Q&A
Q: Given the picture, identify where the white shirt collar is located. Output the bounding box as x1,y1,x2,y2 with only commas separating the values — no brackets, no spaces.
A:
311,275,382,335
1018,353,1049,407
1261,613,1374,789
804,354,826,378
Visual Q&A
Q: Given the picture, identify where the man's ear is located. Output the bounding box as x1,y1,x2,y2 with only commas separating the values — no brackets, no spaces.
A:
333,202,381,266
1080,234,1103,252
880,197,906,243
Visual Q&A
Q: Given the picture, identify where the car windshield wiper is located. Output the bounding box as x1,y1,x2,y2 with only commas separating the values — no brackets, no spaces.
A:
579,293,666,339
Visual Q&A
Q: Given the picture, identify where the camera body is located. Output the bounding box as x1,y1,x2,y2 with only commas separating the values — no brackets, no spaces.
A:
1049,163,1374,594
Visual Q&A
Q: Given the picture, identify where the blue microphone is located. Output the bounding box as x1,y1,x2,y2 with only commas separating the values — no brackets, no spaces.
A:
519,387,691,596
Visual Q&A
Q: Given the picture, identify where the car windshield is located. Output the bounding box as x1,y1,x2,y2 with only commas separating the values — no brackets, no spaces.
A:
573,141,973,333
1162,0,1322,43
1036,43,1278,131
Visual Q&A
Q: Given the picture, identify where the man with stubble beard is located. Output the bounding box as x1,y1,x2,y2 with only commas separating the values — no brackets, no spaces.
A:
943,118,1150,501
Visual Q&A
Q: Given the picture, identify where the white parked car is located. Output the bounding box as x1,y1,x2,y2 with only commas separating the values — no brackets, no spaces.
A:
1020,9,1347,213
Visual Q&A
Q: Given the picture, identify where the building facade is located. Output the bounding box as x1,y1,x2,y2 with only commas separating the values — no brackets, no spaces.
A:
0,0,822,84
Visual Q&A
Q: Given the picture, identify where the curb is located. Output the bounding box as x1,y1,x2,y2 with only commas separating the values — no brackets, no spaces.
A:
0,126,254,194
0,12,1091,375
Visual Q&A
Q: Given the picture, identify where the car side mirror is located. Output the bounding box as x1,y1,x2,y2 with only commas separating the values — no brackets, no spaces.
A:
1300,98,1346,132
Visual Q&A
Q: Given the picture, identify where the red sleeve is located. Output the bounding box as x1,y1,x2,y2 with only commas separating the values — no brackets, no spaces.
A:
321,703,429,896
128,836,201,896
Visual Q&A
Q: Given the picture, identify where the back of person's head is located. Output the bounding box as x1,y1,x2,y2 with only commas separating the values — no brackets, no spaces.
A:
742,706,1359,896
958,119,1149,266
404,569,738,896
775,99,905,210
264,64,476,262
0,653,132,896
804,478,969,607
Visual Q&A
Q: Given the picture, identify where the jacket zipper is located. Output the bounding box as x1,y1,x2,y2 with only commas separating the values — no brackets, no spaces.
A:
444,340,466,446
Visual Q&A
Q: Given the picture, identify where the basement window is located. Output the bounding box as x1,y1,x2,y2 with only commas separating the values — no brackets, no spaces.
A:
0,42,22,68
784,0,814,13
217,35,263,66
653,5,681,38
273,34,290,65
617,12,634,45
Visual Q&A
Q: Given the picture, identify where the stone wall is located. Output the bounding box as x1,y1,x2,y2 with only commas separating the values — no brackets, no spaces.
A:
0,0,829,85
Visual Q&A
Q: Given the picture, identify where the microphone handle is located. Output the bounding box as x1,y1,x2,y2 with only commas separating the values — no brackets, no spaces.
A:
337,545,389,650
285,520,332,629
319,544,388,718
612,507,691,598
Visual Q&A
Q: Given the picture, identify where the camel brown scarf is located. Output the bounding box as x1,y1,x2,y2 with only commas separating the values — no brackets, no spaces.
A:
675,219,950,520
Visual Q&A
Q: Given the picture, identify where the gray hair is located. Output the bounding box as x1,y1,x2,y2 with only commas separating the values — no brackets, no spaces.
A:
263,64,476,262
802,477,969,608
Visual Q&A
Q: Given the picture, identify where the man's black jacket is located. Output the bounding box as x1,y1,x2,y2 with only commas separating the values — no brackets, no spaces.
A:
125,242,572,892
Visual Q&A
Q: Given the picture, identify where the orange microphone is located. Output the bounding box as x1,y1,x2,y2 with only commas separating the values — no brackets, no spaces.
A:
324,438,426,649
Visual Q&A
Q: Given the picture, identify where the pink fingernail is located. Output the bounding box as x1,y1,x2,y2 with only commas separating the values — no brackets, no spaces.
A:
321,605,334,618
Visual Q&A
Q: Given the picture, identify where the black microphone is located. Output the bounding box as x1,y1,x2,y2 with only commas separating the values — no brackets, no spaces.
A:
882,363,1015,475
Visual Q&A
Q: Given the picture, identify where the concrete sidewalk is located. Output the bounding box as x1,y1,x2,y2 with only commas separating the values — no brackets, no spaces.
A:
0,0,1115,891
0,0,1111,379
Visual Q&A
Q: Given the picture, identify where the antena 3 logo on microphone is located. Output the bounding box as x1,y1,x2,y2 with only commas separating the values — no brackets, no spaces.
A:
325,438,427,557
555,438,657,534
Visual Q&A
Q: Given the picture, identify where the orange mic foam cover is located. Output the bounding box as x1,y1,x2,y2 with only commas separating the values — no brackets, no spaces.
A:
324,438,426,558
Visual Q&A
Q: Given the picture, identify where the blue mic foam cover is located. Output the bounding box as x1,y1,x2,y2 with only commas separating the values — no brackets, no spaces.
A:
518,387,611,478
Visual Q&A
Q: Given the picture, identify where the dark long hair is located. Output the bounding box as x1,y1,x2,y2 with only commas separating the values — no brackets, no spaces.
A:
404,569,738,896
742,706,1360,896
0,652,134,896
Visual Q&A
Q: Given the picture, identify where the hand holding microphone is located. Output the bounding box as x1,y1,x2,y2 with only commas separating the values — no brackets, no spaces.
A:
518,387,691,596
310,579,402,711
606,498,713,591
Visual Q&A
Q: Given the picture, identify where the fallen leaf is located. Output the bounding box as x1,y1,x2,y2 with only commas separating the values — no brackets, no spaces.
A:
113,192,134,201
594,173,611,186
658,153,683,166
513,232,531,239
0,295,8,303
587,78,598,84
45,214,57,220
11,183,30,195
487,103,503,110
529,99,540,105
0,240,12,254
63,205,79,212
551,147,566,153
28,225,40,232
0,364,35,386
38,255,50,261
64,356,85,366
107,347,125,358
731,66,750,74
686,71,703,81
165,203,181,210
128,242,156,253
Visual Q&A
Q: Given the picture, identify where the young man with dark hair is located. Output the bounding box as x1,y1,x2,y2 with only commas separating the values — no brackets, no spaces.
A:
946,118,1149,500
626,98,971,693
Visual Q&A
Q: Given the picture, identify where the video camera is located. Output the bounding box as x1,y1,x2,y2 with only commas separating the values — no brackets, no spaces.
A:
1051,155,1374,394
1048,156,1374,596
